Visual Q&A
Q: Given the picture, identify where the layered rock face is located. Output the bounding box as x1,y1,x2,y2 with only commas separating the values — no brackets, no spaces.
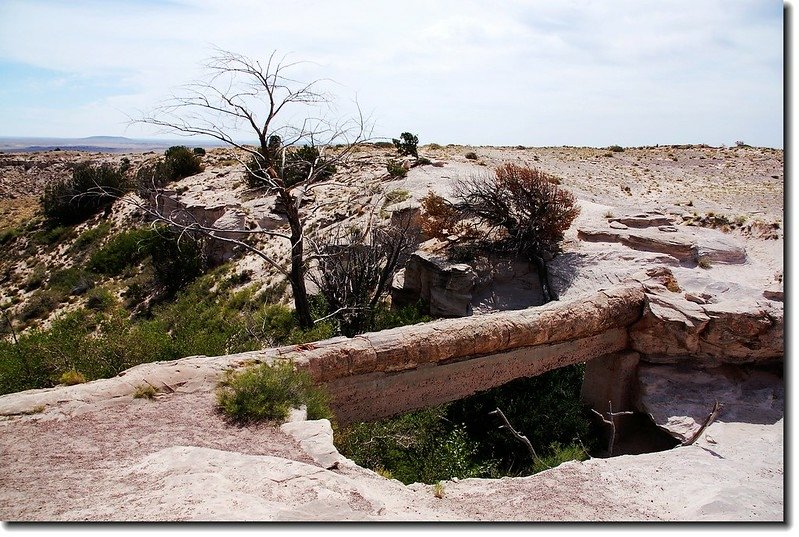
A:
578,212,747,265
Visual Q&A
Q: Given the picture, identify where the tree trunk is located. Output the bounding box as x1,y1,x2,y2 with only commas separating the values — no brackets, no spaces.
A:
532,253,557,303
281,191,314,329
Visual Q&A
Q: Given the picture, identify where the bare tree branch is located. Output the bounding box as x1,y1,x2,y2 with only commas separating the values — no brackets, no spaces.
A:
490,407,538,461
590,400,633,457
682,400,723,446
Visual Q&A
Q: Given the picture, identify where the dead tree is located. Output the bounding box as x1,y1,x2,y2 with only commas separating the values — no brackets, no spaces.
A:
135,49,371,328
590,400,633,457
309,209,418,336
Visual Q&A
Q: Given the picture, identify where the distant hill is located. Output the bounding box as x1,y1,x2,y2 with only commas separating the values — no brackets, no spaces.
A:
0,136,229,153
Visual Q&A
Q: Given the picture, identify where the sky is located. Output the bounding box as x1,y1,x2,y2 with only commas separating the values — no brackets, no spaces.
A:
0,0,785,148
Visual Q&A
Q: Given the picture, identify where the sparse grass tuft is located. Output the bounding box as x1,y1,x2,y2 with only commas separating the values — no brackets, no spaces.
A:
59,369,86,386
133,384,157,399
697,256,713,269
433,482,445,499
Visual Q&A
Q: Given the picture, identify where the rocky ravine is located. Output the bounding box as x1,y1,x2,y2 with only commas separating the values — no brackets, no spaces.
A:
0,144,784,521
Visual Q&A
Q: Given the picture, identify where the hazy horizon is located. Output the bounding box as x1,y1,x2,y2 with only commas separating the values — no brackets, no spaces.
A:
0,1,784,148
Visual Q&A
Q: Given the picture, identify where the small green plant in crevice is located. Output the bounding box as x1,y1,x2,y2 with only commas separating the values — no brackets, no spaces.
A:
133,384,157,399
215,360,332,424
386,159,408,178
433,482,445,499
698,256,713,269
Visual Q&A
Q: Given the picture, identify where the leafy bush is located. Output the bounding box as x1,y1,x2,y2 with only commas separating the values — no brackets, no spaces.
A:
164,146,204,179
608,145,624,152
148,229,207,297
48,267,94,296
392,132,419,158
41,163,130,225
464,151,478,160
216,360,331,423
135,146,203,196
336,406,492,484
89,228,158,276
18,289,62,322
85,287,115,312
455,164,579,258
70,222,112,253
446,365,593,475
193,147,206,156
335,364,597,483
0,227,21,246
531,442,589,474
133,384,157,399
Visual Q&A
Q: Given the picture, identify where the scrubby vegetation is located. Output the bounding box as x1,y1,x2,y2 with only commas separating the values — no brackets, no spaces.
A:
216,360,331,423
392,132,419,158
456,164,580,259
336,364,596,484
41,162,130,225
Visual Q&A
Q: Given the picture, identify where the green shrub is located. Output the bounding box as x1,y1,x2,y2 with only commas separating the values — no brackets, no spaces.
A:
164,146,204,179
336,406,492,485
89,228,158,276
85,287,115,312
23,265,47,291
70,222,112,253
335,364,597,483
0,227,21,246
193,147,206,156
149,229,206,297
608,145,624,152
386,160,407,178
392,132,419,158
370,301,430,332
216,360,332,423
464,151,478,160
19,289,62,321
383,189,411,206
32,225,71,246
41,163,130,225
48,267,94,295
246,141,335,189
373,141,395,149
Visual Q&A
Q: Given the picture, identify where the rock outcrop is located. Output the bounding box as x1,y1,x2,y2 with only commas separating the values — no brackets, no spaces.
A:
578,216,747,265
391,251,476,317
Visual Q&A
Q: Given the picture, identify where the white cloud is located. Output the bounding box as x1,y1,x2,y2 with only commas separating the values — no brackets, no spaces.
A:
0,0,783,146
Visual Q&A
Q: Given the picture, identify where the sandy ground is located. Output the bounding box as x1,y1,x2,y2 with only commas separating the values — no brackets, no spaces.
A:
0,384,783,521
0,144,784,522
